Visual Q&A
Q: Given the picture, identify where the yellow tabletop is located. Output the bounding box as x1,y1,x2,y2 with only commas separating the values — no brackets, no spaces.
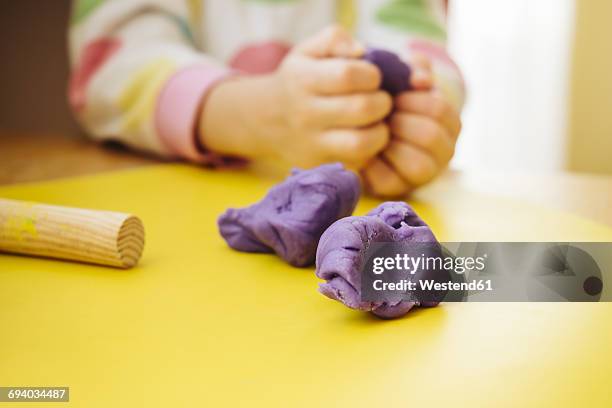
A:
1,164,611,407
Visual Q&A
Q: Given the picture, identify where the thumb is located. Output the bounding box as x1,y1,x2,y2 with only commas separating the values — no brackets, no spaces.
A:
410,53,434,90
294,25,365,59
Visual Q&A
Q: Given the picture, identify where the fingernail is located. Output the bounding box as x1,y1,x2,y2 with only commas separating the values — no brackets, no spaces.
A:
412,70,433,88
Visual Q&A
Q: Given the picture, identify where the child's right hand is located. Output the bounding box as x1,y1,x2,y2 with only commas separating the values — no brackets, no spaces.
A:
200,26,392,168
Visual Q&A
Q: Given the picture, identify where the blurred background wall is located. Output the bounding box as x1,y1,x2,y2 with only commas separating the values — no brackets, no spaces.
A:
0,0,610,174
567,0,612,174
448,0,612,175
447,0,575,173
0,0,81,136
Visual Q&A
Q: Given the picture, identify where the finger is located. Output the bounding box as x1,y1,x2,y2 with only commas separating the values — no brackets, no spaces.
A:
298,58,382,94
314,91,392,127
395,92,462,137
389,113,455,165
410,53,433,90
318,123,390,168
410,71,433,91
383,141,439,187
412,53,432,72
294,25,364,58
361,158,410,198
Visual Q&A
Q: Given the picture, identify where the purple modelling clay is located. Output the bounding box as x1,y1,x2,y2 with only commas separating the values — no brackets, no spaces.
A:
218,163,360,267
316,202,442,319
363,48,412,95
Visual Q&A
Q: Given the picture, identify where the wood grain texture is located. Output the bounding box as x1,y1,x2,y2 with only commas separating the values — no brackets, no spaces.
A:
0,198,145,268
0,132,160,185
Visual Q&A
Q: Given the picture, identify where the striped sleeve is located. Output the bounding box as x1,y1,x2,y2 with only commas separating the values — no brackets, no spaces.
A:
351,0,465,110
68,0,232,163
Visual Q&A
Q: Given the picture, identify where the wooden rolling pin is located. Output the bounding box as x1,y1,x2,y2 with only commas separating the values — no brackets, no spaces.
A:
0,198,144,268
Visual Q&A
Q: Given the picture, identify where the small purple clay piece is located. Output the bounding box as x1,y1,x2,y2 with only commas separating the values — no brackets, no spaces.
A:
316,202,439,319
363,48,412,95
218,163,360,267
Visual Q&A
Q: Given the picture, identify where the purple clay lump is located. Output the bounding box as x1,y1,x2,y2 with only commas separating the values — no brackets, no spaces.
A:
316,202,442,319
363,48,412,96
218,163,360,267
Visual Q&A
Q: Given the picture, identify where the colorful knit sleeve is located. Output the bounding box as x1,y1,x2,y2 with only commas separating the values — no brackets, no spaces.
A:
347,0,465,110
68,0,232,164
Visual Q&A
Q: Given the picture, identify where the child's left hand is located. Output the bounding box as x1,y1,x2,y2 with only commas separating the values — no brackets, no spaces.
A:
362,56,462,197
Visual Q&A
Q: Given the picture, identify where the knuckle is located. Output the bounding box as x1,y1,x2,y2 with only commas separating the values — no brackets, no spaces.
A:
438,145,454,164
368,64,383,87
344,132,366,154
339,147,369,168
437,148,453,166
421,121,442,148
377,92,393,114
409,158,437,185
337,63,358,88
444,140,457,162
348,132,381,164
351,94,390,119
430,97,451,120
351,95,373,116
373,176,408,198
350,157,369,169
356,61,382,90
371,123,390,144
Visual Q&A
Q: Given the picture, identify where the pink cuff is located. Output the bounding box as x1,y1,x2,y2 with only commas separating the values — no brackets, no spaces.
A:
155,64,241,166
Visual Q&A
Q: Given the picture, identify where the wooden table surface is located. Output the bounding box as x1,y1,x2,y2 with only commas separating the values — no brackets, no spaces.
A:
1,132,611,227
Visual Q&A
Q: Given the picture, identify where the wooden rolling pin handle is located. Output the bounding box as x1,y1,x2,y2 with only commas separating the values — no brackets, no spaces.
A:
0,198,145,268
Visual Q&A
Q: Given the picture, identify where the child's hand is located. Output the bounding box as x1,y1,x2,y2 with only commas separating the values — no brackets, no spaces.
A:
200,26,392,168
362,56,462,197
